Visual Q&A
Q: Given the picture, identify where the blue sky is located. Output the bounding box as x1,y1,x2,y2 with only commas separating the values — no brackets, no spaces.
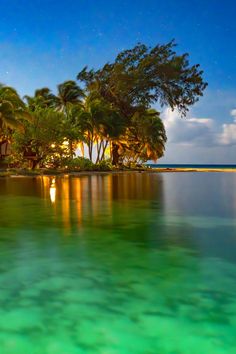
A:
0,0,236,163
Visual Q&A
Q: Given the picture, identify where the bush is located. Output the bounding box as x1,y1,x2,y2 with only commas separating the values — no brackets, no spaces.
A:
95,160,112,171
61,157,95,171
3,155,25,168
0,171,12,177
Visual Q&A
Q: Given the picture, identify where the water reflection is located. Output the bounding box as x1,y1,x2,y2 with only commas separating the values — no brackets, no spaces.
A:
49,178,56,203
162,172,236,218
39,173,163,229
1,173,236,262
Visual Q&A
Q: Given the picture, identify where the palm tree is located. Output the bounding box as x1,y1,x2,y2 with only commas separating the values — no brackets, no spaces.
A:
24,87,56,110
120,109,167,164
13,107,66,169
0,85,27,129
62,104,85,157
76,94,125,163
52,81,85,156
54,80,84,112
0,84,31,159
24,82,85,157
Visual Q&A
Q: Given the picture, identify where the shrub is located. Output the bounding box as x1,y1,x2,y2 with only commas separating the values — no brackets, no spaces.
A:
61,157,95,171
95,160,112,171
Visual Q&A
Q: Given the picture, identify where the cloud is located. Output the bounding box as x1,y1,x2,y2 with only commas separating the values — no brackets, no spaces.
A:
162,108,215,146
157,92,236,163
218,109,236,145
230,109,236,121
162,108,236,148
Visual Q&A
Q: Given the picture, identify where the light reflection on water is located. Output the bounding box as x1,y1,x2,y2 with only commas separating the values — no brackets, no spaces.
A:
49,178,56,204
0,173,236,353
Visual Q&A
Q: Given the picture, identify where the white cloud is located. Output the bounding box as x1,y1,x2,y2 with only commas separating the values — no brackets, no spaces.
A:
218,109,236,145
219,124,236,145
162,108,236,148
230,109,236,121
157,91,236,163
162,108,215,146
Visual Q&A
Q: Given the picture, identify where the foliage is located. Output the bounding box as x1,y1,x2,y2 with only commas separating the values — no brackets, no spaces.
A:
60,156,94,171
121,109,167,163
76,95,125,162
0,41,207,168
77,41,207,117
3,154,25,168
0,84,29,130
77,41,207,164
11,108,68,169
54,80,84,111
24,88,56,110
94,159,112,171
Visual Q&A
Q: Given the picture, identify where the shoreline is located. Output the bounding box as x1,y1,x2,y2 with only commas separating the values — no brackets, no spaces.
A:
1,167,236,177
152,167,236,173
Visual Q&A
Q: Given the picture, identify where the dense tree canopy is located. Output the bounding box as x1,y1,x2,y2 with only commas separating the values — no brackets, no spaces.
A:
77,41,207,164
12,108,66,169
77,41,207,117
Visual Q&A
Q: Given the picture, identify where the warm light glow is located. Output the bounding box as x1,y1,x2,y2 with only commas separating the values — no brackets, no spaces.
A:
51,144,56,148
50,178,56,203
61,178,71,234
63,140,69,146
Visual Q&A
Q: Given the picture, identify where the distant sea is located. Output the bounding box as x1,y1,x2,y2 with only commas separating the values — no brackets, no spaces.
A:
147,164,236,169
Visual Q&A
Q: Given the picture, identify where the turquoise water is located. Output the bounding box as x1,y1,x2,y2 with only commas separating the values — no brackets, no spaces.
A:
0,173,236,353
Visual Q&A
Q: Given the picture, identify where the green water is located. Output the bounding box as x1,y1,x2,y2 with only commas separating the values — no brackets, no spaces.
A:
0,173,236,353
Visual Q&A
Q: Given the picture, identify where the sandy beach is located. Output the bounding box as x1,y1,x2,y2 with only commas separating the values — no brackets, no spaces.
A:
150,167,236,173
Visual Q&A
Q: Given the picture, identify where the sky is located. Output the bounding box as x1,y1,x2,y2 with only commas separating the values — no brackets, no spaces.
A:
0,0,236,163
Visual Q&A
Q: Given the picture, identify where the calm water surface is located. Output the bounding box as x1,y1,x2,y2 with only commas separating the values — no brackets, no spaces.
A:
0,173,236,353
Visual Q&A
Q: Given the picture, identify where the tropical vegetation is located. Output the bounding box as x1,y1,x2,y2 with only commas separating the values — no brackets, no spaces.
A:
0,41,207,170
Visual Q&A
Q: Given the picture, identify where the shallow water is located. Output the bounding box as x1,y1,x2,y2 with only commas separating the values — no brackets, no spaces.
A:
0,173,236,353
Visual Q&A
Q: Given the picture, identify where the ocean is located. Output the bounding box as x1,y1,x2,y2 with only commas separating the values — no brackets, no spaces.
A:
1,173,236,353
147,164,236,169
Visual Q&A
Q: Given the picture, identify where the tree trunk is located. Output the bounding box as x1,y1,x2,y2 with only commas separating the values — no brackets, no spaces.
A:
111,142,120,166
95,140,101,164
69,140,73,157
88,141,93,161
100,141,108,161
81,142,84,158
29,158,40,170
